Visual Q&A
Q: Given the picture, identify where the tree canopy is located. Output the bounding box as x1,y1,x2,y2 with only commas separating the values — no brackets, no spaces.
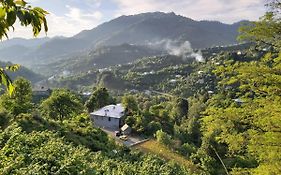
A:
40,89,84,121
0,77,32,116
238,0,281,49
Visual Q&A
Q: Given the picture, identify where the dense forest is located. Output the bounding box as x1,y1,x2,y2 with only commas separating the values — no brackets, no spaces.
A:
0,0,281,175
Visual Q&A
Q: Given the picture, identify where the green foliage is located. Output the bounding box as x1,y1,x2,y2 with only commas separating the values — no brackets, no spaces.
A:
0,125,97,175
122,94,139,114
40,89,84,121
0,0,48,96
155,129,172,146
0,111,194,174
85,87,112,112
0,77,32,116
0,0,48,39
171,98,189,124
200,51,281,174
179,143,196,158
238,0,281,49
0,64,20,96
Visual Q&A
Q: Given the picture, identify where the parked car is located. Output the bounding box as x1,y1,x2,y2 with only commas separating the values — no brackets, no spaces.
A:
119,135,128,141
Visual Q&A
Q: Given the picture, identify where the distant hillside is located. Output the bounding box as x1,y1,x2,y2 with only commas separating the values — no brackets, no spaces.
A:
0,61,44,83
0,37,50,64
0,37,50,49
0,12,247,70
39,43,164,75
47,43,251,91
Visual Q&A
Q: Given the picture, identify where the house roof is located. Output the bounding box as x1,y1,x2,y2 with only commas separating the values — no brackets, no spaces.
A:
91,103,125,119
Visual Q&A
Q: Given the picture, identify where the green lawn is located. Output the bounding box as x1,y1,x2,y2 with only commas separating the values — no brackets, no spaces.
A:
133,139,199,172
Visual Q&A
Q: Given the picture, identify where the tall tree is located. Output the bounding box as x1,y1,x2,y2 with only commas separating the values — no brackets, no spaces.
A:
40,89,84,121
122,95,138,115
85,87,112,112
0,77,33,116
171,98,189,124
238,0,281,49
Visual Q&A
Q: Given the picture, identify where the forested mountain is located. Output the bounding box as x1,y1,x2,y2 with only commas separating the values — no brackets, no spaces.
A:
0,61,43,83
38,43,164,75
48,43,250,91
0,12,245,70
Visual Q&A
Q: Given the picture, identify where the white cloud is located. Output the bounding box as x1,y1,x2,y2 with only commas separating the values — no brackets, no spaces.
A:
6,5,104,38
113,0,266,23
4,0,267,39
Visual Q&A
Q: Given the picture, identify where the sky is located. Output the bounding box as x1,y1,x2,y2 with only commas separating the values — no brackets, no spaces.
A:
8,0,267,39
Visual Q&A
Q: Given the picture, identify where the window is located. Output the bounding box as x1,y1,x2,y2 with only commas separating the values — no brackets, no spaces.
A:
108,117,111,122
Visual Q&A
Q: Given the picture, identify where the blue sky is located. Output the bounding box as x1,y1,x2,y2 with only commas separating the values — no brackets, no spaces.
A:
8,0,267,38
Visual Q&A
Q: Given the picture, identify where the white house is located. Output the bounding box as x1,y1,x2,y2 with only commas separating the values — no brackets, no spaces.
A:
90,104,125,130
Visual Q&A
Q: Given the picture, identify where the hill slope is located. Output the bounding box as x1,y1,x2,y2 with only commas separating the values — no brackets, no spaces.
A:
0,12,246,69
0,61,43,83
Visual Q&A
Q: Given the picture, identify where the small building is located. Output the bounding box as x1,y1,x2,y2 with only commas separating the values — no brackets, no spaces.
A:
208,90,214,94
233,98,244,104
121,124,132,135
144,90,151,96
90,104,125,130
32,86,52,96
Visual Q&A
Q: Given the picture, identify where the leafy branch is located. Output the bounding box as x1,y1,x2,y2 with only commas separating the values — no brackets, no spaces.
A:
0,0,48,95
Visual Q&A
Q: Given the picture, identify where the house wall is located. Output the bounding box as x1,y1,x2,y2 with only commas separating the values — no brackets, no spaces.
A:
91,114,121,130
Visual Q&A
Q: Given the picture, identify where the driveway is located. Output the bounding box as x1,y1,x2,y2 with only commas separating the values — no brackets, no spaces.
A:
100,128,148,147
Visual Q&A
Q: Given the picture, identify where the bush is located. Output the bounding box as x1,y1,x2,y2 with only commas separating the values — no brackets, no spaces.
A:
155,129,172,146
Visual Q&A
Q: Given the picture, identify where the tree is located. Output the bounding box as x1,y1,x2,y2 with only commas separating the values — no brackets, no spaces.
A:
238,0,281,49
122,95,138,115
40,89,84,121
0,0,48,39
0,77,33,116
155,129,172,146
171,98,189,124
85,87,112,112
0,0,48,95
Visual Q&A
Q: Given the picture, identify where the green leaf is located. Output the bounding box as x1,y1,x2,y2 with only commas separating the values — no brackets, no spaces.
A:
0,69,14,96
14,0,27,6
33,7,49,15
42,17,48,33
7,10,16,26
0,8,6,19
6,64,20,72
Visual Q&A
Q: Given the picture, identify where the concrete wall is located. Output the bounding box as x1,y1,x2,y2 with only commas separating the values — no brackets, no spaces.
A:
91,114,121,130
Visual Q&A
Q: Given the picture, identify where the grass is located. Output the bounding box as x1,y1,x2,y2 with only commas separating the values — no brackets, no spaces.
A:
133,139,199,172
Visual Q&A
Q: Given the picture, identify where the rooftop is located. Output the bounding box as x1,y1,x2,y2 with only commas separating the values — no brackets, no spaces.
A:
91,103,125,119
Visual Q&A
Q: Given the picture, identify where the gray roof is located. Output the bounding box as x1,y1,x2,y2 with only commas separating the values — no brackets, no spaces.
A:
91,103,125,119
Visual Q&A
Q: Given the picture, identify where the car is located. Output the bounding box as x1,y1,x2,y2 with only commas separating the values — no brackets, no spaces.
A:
115,131,121,137
119,135,128,141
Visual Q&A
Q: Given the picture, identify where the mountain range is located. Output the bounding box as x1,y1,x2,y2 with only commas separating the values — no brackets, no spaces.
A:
0,12,247,76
